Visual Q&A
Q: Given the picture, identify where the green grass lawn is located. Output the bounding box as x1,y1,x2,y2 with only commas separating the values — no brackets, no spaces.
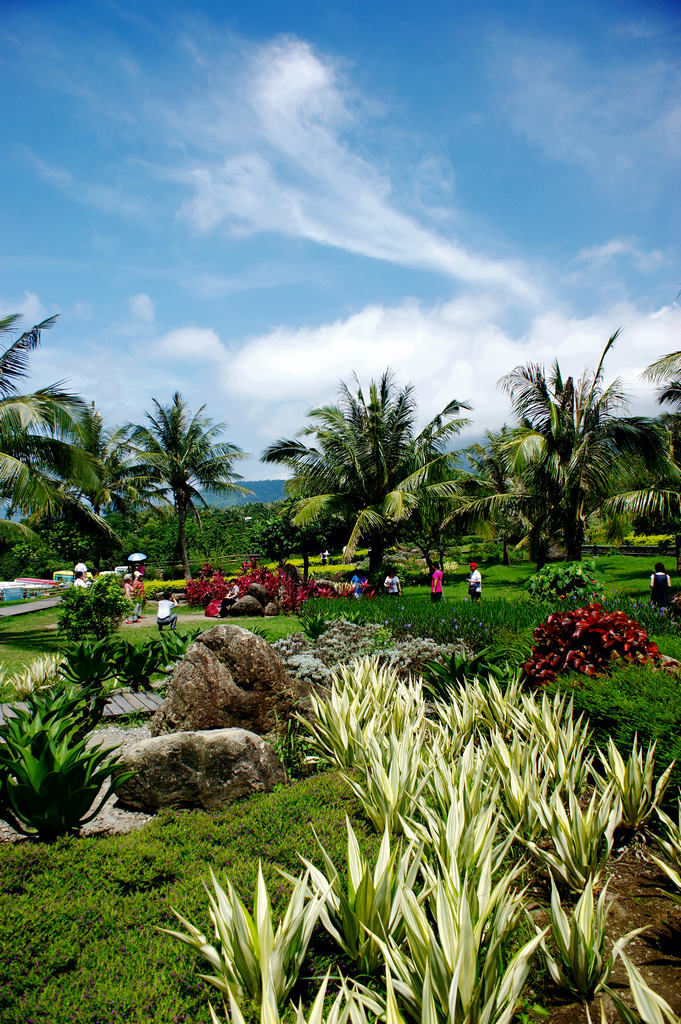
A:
0,553,676,677
0,772,377,1024
0,606,302,678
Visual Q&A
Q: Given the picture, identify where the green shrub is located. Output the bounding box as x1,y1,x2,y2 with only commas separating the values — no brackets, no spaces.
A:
0,688,134,840
527,560,603,602
57,575,131,640
554,662,681,793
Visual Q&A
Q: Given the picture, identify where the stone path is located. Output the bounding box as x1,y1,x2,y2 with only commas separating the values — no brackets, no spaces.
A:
0,597,60,617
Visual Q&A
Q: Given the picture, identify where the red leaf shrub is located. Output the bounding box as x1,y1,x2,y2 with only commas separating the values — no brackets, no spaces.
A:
524,602,660,686
185,559,349,613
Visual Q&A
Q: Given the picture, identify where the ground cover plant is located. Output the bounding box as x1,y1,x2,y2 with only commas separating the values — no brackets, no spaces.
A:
0,643,680,1021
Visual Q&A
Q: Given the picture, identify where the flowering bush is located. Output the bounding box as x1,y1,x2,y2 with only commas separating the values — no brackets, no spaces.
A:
524,603,660,686
527,560,604,602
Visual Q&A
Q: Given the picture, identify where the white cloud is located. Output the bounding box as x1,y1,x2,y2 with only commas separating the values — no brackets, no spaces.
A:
0,291,48,326
174,37,539,302
158,326,225,362
128,293,155,322
185,296,681,446
573,239,667,273
491,34,681,190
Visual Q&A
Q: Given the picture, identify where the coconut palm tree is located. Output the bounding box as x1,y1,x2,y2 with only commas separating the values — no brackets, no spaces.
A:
455,334,670,565
125,392,247,577
0,313,98,540
456,428,528,566
496,333,669,561
261,370,470,574
74,402,153,517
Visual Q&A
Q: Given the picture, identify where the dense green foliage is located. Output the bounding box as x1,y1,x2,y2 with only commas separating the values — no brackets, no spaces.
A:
556,663,681,793
527,559,603,601
57,574,131,639
0,685,132,839
0,773,378,1023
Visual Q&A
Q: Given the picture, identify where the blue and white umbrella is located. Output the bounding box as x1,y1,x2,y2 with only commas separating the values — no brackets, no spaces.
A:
128,552,147,562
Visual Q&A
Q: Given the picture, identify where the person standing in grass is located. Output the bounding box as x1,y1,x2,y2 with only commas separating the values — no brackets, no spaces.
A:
467,562,482,602
384,569,402,596
351,570,367,599
650,562,671,608
131,570,145,622
430,565,444,603
123,573,135,623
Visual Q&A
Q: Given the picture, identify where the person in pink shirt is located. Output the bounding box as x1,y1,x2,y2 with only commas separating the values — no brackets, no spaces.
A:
430,566,444,603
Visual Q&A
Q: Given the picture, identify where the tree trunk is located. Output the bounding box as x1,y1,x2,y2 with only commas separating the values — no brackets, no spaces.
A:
502,539,510,566
178,506,191,579
368,535,384,576
302,551,309,584
564,518,584,563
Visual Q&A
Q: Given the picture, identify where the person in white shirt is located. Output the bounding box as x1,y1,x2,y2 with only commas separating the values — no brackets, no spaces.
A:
73,571,88,589
467,562,482,601
157,591,179,631
74,561,87,576
384,570,402,596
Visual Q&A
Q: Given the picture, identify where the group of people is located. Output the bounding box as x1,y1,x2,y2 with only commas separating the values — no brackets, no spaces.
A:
347,562,482,601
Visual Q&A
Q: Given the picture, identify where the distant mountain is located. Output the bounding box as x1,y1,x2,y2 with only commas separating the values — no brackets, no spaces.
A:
204,479,287,507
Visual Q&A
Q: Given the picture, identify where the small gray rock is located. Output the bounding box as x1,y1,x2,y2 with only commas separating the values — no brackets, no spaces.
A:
116,728,286,812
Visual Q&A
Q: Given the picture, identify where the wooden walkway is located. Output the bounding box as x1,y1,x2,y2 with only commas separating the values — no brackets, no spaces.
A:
0,690,164,726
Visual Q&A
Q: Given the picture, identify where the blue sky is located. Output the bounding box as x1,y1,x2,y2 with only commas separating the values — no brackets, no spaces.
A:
1,0,680,477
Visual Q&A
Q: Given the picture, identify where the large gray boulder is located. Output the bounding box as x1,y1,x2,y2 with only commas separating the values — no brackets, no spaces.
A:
151,624,302,736
248,583,273,605
230,595,265,616
116,728,286,812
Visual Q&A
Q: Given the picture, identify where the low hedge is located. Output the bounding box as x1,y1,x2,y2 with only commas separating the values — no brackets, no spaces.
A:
141,579,186,599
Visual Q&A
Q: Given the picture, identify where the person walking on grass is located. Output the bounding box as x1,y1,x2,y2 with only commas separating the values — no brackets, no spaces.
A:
650,562,671,608
467,562,482,602
384,569,402,596
157,591,179,631
431,565,444,603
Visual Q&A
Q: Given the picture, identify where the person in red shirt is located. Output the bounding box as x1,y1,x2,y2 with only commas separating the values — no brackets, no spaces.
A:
430,566,444,603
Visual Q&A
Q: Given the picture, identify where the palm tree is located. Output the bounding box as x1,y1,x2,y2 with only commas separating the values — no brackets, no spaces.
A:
457,428,527,565
75,402,151,517
125,392,247,577
487,333,669,562
261,370,470,574
0,313,98,541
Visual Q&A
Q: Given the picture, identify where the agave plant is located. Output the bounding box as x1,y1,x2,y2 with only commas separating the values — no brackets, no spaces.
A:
515,691,592,794
377,856,544,1024
342,725,431,835
59,637,118,688
607,951,681,1024
594,736,675,831
652,799,681,907
162,863,326,1007
487,731,551,843
0,653,63,699
405,786,516,884
0,691,133,840
302,659,401,770
156,628,198,666
113,638,165,691
210,970,399,1024
542,876,641,1001
527,784,622,892
299,817,422,975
